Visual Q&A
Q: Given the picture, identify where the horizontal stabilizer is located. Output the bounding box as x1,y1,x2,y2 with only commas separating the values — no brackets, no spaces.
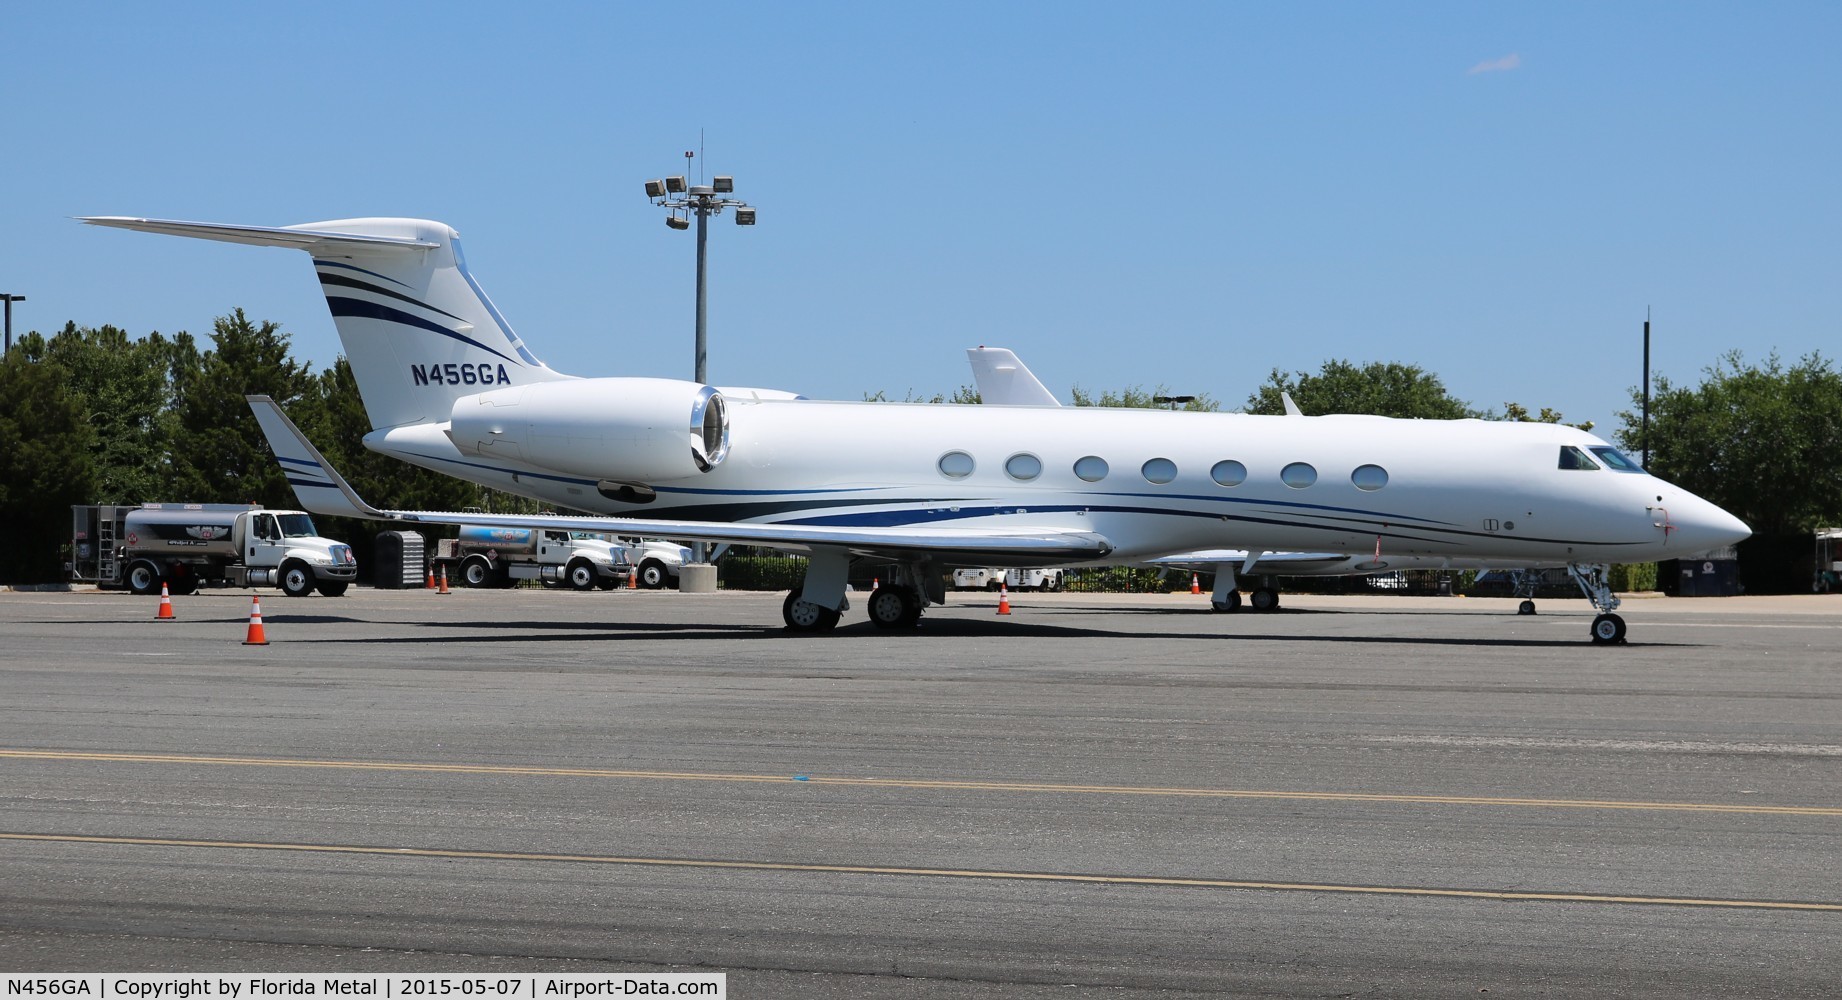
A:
80,216,440,251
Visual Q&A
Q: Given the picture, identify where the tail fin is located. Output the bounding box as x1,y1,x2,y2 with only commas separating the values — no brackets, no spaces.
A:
83,216,572,430
966,346,1060,406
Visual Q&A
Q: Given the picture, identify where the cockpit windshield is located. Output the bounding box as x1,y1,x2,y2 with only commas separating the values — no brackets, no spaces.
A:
277,513,319,538
1558,446,1601,471
1589,446,1646,473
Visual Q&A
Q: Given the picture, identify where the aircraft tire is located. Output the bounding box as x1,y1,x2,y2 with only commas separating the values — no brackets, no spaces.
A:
782,589,841,631
1211,590,1241,613
867,586,920,629
1518,600,1537,615
1250,587,1280,612
1590,613,1627,644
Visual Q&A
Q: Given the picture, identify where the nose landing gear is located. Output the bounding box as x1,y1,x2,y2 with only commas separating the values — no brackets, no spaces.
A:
1567,563,1626,644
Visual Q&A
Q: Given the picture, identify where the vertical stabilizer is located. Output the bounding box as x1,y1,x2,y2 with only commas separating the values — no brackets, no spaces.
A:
82,216,573,430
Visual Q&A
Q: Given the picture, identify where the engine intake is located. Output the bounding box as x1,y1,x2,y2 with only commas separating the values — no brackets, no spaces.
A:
448,378,731,483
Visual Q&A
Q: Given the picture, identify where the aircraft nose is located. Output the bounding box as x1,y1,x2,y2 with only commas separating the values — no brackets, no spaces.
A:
1671,493,1751,551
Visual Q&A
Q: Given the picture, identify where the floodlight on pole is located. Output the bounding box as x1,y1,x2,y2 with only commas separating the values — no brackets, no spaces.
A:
643,160,757,386
642,146,758,578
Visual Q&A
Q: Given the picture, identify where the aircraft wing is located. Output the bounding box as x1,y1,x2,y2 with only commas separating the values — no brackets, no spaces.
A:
248,396,1113,564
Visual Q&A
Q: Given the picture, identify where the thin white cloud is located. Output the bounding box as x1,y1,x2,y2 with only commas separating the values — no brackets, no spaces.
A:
1467,53,1522,75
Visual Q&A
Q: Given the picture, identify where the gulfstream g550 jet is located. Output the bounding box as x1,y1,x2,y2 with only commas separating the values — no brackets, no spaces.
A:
83,216,1750,642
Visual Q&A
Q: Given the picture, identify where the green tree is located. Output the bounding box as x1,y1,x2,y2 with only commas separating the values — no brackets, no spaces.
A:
0,352,98,582
23,322,183,503
1493,400,1594,433
863,385,982,403
1617,351,1842,536
1070,384,1221,411
165,310,317,506
1243,360,1470,418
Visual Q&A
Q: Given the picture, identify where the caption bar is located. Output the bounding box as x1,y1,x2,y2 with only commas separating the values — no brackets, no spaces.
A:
4,977,724,1000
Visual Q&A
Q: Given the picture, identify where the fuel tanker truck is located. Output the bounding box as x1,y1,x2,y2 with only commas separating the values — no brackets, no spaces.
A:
431,524,632,590
70,503,358,597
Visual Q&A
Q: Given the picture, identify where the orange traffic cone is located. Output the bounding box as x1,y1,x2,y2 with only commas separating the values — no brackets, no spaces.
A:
1191,573,1201,595
241,595,269,646
997,581,1012,615
155,582,175,621
628,566,638,589
425,565,435,589
873,576,880,590
437,566,451,595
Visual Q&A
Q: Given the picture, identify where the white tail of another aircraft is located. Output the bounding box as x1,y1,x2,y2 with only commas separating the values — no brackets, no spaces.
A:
81,217,572,430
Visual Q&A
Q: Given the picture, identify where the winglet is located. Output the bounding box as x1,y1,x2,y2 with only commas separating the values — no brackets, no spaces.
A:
246,395,390,519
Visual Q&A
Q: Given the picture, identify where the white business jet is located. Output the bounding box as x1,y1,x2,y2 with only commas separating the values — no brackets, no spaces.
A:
965,347,1559,613
83,216,1750,643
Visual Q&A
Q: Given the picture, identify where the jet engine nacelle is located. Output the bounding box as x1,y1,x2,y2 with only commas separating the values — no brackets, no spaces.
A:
448,377,729,482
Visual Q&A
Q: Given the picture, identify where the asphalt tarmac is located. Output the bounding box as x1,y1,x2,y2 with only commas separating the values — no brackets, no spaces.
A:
1,586,1838,997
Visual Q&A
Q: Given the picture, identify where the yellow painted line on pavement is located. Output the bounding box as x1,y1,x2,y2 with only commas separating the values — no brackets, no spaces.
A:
2,748,1837,817
4,831,1837,913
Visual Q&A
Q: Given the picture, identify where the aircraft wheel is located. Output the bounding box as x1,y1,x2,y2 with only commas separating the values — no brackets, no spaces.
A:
1211,590,1242,613
782,589,841,632
565,559,598,591
1250,587,1280,612
1590,613,1627,645
867,586,921,629
1518,600,1537,616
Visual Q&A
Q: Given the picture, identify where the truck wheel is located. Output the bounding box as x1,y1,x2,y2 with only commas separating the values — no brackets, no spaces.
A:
639,559,669,590
280,562,315,598
566,559,598,591
126,561,162,596
461,556,496,588
316,581,349,598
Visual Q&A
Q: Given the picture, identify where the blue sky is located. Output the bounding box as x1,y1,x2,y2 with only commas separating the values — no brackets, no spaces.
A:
5,2,1837,431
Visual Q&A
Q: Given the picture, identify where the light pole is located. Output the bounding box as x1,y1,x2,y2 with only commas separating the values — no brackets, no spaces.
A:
644,160,756,385
1,294,22,354
643,160,756,587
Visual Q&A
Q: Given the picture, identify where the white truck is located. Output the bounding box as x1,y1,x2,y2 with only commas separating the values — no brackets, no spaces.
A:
70,503,359,597
620,537,695,589
433,525,632,590
950,567,1064,592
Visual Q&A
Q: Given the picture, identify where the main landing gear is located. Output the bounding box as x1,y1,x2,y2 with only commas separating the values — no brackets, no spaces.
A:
1567,563,1627,645
1208,563,1279,613
780,551,942,632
